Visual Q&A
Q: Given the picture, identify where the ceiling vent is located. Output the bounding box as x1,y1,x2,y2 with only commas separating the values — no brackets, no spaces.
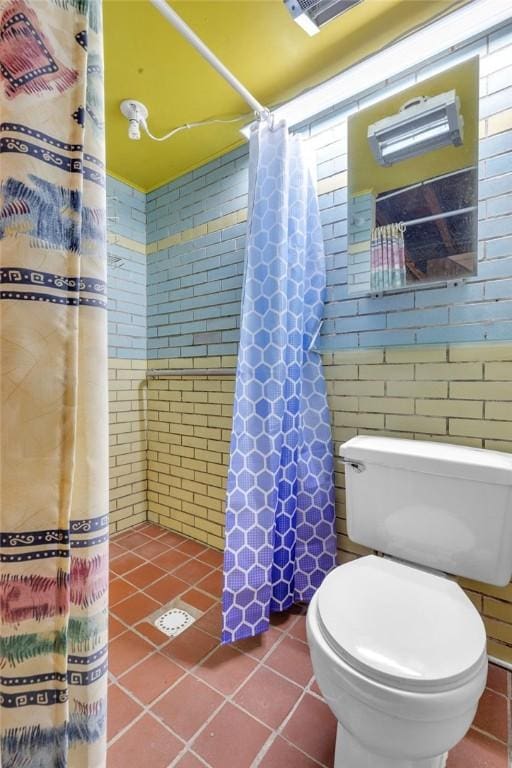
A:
284,0,362,35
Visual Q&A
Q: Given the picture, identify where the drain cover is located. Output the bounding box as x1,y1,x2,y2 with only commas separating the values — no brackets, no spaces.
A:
154,608,195,638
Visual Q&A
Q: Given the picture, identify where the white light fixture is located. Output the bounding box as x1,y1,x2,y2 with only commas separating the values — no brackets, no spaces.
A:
120,99,148,140
293,11,320,36
368,91,464,166
242,0,512,138
284,0,361,36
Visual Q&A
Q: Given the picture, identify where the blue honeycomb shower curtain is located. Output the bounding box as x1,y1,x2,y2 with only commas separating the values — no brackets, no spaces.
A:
222,120,337,644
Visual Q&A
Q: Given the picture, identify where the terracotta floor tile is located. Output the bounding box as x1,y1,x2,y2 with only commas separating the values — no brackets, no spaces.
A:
177,539,207,557
109,542,126,560
109,615,126,641
107,528,512,768
109,631,154,677
473,688,509,743
112,529,132,543
109,578,136,607
195,604,222,640
174,753,206,768
487,663,509,696
269,605,304,632
107,684,143,741
111,592,161,625
197,548,224,567
259,737,320,768
139,524,167,539
107,714,183,768
136,539,170,560
120,651,184,705
192,702,271,768
158,530,188,547
117,531,151,550
282,693,337,766
152,675,223,740
162,626,218,670
153,548,190,572
447,727,509,768
135,620,169,646
144,574,188,604
124,563,166,590
194,644,258,695
234,666,302,728
233,627,282,660
265,635,314,686
110,551,146,576
196,570,223,597
288,615,307,643
182,588,216,612
173,559,212,585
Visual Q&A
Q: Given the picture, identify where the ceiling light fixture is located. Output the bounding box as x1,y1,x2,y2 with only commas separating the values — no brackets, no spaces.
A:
284,0,362,36
292,11,320,36
120,99,148,140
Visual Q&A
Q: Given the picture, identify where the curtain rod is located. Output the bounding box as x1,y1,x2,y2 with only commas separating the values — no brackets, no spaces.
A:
377,165,477,203
148,0,268,120
147,368,236,378
398,205,477,229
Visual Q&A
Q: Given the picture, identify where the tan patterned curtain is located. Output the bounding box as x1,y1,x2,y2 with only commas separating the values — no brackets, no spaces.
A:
0,1,108,766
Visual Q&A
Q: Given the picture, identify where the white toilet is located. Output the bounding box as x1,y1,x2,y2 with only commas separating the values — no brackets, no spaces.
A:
306,435,512,768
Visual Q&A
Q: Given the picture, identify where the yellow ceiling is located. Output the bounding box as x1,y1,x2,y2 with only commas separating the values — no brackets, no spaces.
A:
103,0,469,192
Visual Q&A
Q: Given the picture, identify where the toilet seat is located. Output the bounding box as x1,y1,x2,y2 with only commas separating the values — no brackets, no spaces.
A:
317,556,487,694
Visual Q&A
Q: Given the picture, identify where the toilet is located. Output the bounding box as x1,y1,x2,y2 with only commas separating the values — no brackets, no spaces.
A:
306,435,512,768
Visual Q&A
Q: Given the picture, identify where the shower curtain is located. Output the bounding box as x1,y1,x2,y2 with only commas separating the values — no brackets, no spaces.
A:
222,120,337,644
0,1,108,766
370,223,407,291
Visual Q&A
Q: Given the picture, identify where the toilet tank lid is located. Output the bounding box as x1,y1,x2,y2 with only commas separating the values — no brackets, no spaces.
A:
340,436,512,486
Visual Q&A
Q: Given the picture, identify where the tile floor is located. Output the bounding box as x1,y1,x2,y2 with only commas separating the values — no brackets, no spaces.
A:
108,523,512,768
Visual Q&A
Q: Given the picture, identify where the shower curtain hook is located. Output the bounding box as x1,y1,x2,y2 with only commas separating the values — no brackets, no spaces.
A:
256,107,273,125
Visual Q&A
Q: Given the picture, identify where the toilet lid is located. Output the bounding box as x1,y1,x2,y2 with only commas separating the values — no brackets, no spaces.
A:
317,556,487,692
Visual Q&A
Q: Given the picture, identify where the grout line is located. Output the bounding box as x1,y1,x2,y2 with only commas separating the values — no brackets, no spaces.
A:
471,725,510,747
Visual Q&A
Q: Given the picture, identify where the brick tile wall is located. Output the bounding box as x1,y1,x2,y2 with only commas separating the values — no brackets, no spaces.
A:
146,345,512,663
109,359,148,533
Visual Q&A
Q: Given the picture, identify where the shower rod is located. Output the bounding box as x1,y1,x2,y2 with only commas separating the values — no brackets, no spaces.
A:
148,0,269,120
147,368,236,378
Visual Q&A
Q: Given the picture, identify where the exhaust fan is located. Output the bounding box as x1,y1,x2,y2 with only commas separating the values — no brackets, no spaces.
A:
367,90,464,167
284,0,362,36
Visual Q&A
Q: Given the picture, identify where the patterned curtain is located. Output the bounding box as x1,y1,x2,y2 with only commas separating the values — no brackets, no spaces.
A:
221,120,337,644
0,1,108,766
370,223,407,291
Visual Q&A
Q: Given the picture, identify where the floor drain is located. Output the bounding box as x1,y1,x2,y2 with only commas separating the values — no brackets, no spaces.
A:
154,608,195,638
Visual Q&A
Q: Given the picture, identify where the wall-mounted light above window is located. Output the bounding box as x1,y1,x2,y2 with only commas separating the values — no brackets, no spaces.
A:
367,91,464,167
283,0,362,36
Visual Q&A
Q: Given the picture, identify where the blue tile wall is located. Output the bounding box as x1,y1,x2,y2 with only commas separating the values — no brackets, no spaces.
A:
107,177,147,359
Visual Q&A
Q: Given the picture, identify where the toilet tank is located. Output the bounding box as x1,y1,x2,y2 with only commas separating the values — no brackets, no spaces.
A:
340,436,512,586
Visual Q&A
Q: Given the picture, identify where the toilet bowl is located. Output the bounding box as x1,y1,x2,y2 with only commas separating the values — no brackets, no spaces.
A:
305,435,512,767
307,556,488,768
